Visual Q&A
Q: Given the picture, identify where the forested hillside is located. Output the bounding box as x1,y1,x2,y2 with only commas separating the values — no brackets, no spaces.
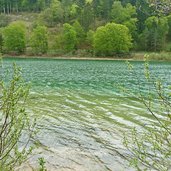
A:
0,0,171,57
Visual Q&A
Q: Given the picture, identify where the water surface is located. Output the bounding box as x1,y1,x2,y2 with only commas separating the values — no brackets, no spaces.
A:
2,58,171,171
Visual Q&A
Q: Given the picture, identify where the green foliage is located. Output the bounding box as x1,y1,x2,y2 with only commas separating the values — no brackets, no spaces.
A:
86,30,94,49
0,64,36,170
0,0,171,56
73,20,85,48
124,59,171,171
70,3,80,19
50,0,64,23
0,30,3,52
97,0,113,20
38,157,47,171
3,22,26,54
37,0,46,11
110,1,137,39
62,23,77,52
94,23,132,56
167,14,171,41
30,25,48,54
135,0,151,33
38,8,54,27
140,16,169,51
0,0,49,13
79,2,94,31
38,0,64,27
53,33,63,51
148,52,171,61
111,1,131,23
22,0,46,11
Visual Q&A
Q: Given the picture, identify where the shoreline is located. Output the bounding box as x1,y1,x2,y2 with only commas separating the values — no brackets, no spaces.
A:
2,52,171,61
3,55,138,61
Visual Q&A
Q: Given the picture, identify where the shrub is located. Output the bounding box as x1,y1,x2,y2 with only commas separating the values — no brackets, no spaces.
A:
72,20,85,48
124,58,171,171
93,22,132,56
62,23,77,52
30,25,48,54
3,22,26,54
86,30,94,50
0,63,36,170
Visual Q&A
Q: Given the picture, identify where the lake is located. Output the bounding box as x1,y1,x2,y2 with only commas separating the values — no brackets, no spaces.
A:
2,58,171,171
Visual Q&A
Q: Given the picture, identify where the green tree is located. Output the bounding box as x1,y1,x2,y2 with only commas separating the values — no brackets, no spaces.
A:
50,0,64,23
167,14,171,41
3,21,26,54
92,0,101,18
62,23,77,52
78,1,94,31
37,0,46,11
98,0,113,21
38,0,64,27
73,20,85,48
110,1,137,40
94,22,132,56
30,25,48,54
21,0,46,12
86,29,94,49
70,3,80,20
61,0,75,23
140,16,168,51
135,0,151,33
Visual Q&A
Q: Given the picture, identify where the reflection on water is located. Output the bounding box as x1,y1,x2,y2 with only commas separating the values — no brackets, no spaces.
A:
2,58,171,171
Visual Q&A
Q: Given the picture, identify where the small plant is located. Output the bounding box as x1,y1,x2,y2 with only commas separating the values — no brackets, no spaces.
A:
0,63,36,170
38,157,47,171
124,56,171,171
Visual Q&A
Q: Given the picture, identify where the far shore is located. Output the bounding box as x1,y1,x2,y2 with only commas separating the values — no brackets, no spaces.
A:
2,52,171,61
3,55,137,61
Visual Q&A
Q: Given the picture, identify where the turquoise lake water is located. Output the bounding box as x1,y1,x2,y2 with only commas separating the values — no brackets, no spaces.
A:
2,58,171,171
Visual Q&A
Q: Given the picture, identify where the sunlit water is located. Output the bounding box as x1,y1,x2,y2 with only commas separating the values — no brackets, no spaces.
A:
1,58,171,171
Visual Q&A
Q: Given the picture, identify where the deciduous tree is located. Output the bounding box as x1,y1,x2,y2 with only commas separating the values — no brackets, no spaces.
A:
30,25,48,54
73,20,85,48
3,21,26,54
94,22,132,56
110,1,137,40
140,16,168,51
62,23,77,52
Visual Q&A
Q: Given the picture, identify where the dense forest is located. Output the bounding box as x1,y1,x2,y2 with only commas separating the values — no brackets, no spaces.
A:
0,0,171,57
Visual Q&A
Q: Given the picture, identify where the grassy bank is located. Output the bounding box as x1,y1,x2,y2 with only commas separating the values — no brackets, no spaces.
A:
132,52,171,61
2,52,171,61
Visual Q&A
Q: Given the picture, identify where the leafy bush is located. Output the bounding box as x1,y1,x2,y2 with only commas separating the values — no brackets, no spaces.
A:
124,58,171,171
30,25,48,54
38,157,47,171
38,0,64,27
72,20,85,48
93,22,132,56
3,22,26,54
62,23,77,52
0,63,36,170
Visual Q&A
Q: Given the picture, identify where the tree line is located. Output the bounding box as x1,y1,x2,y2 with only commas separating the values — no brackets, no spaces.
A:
0,0,171,56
